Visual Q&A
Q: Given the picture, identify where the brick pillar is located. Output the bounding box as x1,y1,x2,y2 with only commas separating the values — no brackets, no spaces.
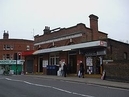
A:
77,54,85,72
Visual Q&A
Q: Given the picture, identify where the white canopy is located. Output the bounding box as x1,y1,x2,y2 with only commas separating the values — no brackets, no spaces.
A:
33,40,107,55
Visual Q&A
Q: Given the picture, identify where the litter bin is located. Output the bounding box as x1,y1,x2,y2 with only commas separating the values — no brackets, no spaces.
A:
51,65,59,75
47,65,51,75
47,65,59,75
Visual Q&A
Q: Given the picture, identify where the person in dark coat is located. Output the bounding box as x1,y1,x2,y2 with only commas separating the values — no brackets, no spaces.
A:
79,61,84,78
63,62,67,77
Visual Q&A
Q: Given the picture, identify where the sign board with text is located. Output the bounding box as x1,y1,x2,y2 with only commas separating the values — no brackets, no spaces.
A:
0,60,24,65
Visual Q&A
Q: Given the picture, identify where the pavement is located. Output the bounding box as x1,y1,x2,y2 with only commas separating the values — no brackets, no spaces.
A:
27,74,129,90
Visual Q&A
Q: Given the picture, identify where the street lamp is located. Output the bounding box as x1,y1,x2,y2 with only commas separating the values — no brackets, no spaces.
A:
14,53,18,75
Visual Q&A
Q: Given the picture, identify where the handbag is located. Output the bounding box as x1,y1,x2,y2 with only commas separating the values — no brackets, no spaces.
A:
78,70,81,77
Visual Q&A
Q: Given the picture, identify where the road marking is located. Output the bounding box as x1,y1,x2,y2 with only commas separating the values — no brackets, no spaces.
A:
107,86,129,91
5,78,94,97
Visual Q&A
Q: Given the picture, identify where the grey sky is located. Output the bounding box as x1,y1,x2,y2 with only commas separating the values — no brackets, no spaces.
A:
0,0,129,42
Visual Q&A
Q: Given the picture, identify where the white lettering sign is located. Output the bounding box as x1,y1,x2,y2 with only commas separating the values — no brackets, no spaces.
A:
0,60,24,65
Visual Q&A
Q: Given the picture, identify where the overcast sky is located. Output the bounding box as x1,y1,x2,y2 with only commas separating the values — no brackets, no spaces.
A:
0,0,129,42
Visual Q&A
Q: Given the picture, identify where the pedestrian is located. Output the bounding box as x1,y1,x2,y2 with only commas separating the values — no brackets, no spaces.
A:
61,61,64,76
79,61,84,78
63,62,67,77
57,60,63,76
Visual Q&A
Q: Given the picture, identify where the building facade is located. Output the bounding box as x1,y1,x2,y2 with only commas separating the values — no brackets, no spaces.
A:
0,31,34,74
23,14,129,80
29,14,108,75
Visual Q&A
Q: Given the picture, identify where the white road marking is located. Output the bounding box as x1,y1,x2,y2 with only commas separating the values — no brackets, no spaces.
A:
5,78,94,97
107,86,129,91
33,76,129,92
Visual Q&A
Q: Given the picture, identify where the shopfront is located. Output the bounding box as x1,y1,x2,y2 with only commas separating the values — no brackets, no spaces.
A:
33,40,107,75
0,60,24,74
85,50,106,74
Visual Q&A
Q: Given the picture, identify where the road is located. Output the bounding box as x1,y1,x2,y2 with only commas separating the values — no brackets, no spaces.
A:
0,75,129,97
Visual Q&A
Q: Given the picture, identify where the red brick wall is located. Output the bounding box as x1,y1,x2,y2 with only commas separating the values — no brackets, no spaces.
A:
76,54,85,71
103,61,129,82
0,39,34,59
105,39,129,60
98,31,107,39
34,23,87,43
34,22,107,50
59,52,68,64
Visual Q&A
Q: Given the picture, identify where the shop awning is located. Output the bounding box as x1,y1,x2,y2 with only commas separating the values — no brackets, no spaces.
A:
33,40,107,55
22,50,35,56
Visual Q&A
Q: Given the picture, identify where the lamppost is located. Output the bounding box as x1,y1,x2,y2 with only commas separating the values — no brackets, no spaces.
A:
14,53,18,75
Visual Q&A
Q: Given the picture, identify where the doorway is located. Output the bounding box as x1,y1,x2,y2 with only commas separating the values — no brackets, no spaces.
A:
68,55,77,74
39,58,43,72
26,60,33,73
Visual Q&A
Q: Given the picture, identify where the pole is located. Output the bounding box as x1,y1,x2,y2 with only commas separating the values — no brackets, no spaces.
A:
15,53,18,75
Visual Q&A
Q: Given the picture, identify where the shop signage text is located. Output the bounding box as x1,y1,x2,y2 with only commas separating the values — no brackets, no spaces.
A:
0,60,24,65
85,50,106,56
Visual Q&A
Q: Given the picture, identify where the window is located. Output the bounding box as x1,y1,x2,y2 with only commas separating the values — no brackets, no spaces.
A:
6,45,10,50
50,57,55,65
3,44,13,50
49,53,59,65
3,54,6,60
56,57,59,65
10,45,14,50
27,45,30,50
124,52,127,60
3,54,13,60
10,54,13,60
6,54,10,60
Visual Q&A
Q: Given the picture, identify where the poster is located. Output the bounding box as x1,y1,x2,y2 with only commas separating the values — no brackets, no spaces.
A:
86,57,93,66
42,60,48,67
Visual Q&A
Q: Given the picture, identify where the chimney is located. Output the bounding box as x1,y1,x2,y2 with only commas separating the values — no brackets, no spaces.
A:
43,26,51,35
3,30,9,39
89,14,99,40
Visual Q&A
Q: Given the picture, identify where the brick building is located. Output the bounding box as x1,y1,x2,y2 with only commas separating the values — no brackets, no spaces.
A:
0,31,34,74
26,14,107,75
24,14,129,81
103,39,129,81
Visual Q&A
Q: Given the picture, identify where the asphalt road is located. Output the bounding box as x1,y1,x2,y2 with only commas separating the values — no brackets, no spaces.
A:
0,75,129,97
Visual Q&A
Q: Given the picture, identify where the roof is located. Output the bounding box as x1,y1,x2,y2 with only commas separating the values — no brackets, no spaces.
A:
0,39,34,42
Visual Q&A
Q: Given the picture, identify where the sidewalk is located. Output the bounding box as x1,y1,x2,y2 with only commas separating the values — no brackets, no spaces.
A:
28,74,129,90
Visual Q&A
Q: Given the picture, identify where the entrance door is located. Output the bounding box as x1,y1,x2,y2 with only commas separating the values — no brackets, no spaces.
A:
39,58,43,72
96,57,101,74
68,55,77,74
26,60,33,73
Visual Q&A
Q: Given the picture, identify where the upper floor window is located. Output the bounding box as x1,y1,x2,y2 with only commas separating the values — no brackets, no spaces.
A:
3,54,13,60
3,44,13,50
3,54,6,60
124,52,128,60
26,45,30,50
